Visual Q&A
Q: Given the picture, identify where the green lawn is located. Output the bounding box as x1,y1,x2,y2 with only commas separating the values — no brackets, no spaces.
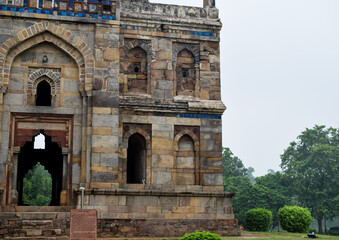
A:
221,231,339,239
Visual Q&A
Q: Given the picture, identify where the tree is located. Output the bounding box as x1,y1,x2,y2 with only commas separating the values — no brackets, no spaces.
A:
22,163,52,206
231,181,290,228
222,147,247,179
222,148,291,229
281,125,339,234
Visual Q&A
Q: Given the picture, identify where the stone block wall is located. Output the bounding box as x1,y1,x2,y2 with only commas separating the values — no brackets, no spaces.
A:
0,0,239,237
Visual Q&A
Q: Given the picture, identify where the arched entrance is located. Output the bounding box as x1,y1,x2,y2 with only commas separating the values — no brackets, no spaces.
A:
17,133,63,206
127,133,146,184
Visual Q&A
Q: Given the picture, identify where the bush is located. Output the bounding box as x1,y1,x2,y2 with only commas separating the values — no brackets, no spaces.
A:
180,231,221,240
245,208,272,231
328,227,339,236
278,206,312,233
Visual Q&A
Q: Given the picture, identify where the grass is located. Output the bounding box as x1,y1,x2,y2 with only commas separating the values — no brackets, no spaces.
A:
220,231,339,239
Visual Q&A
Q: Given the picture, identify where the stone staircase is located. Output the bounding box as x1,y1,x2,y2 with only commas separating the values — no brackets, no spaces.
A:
0,207,70,239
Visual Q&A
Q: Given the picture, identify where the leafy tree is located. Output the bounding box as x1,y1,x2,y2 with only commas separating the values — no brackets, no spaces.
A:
256,170,291,199
230,181,290,228
281,125,339,234
22,163,52,206
223,148,291,229
222,147,248,179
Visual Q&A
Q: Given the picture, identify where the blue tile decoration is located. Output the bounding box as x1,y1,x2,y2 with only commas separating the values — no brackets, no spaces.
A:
191,31,215,37
178,113,221,120
1,1,116,20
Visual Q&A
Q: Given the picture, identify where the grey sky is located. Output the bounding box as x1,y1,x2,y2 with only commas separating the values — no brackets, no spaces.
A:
151,0,339,176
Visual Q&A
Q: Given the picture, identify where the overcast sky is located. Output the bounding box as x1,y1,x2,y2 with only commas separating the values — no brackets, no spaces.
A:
150,0,339,176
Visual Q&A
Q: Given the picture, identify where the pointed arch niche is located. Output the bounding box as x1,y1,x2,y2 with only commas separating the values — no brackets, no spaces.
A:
174,126,200,185
173,43,200,98
121,39,152,95
122,124,152,184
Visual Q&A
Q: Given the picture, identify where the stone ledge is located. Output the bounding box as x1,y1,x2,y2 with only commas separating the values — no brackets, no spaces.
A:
188,100,226,114
75,188,235,198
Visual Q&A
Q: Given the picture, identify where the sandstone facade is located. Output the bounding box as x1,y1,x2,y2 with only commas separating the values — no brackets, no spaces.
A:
0,0,239,238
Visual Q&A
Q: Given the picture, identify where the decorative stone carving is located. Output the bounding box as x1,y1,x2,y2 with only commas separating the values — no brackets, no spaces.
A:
28,67,61,95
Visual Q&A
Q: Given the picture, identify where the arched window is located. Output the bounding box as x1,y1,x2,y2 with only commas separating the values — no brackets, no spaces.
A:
127,133,146,184
127,47,148,93
176,135,195,185
36,80,51,106
176,49,196,96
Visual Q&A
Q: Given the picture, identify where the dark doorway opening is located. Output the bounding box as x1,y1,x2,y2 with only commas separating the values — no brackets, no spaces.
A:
36,80,52,106
17,133,63,206
127,133,146,184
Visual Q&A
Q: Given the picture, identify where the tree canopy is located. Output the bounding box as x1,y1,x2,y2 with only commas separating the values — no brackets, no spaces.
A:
22,163,52,206
220,125,339,232
281,125,339,233
222,148,291,228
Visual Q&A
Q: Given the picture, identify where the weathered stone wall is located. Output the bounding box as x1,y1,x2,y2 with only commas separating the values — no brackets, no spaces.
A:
97,219,239,238
0,0,239,237
0,211,239,238
0,212,70,239
77,188,234,219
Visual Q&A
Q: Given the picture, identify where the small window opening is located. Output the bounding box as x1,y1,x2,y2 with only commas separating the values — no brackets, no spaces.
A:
102,4,111,14
182,69,189,78
36,80,52,106
34,133,45,150
22,163,52,206
134,63,141,74
42,55,48,63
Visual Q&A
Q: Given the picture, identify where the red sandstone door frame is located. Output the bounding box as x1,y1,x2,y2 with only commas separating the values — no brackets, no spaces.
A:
5,113,74,206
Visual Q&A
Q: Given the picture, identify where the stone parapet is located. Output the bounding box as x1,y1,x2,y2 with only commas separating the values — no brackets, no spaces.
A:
74,188,235,222
120,0,219,21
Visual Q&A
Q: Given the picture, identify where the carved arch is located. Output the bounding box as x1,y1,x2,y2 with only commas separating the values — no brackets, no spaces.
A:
172,43,200,63
0,22,94,91
29,69,60,95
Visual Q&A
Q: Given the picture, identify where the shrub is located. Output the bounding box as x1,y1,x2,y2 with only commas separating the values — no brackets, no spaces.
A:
245,208,272,231
180,231,221,240
278,206,312,233
329,227,339,236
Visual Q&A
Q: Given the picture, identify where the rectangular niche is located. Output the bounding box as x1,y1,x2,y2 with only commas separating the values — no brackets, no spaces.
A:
58,0,68,11
43,0,54,9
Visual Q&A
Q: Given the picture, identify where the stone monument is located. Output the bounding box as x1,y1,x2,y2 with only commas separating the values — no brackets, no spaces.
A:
0,0,239,238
